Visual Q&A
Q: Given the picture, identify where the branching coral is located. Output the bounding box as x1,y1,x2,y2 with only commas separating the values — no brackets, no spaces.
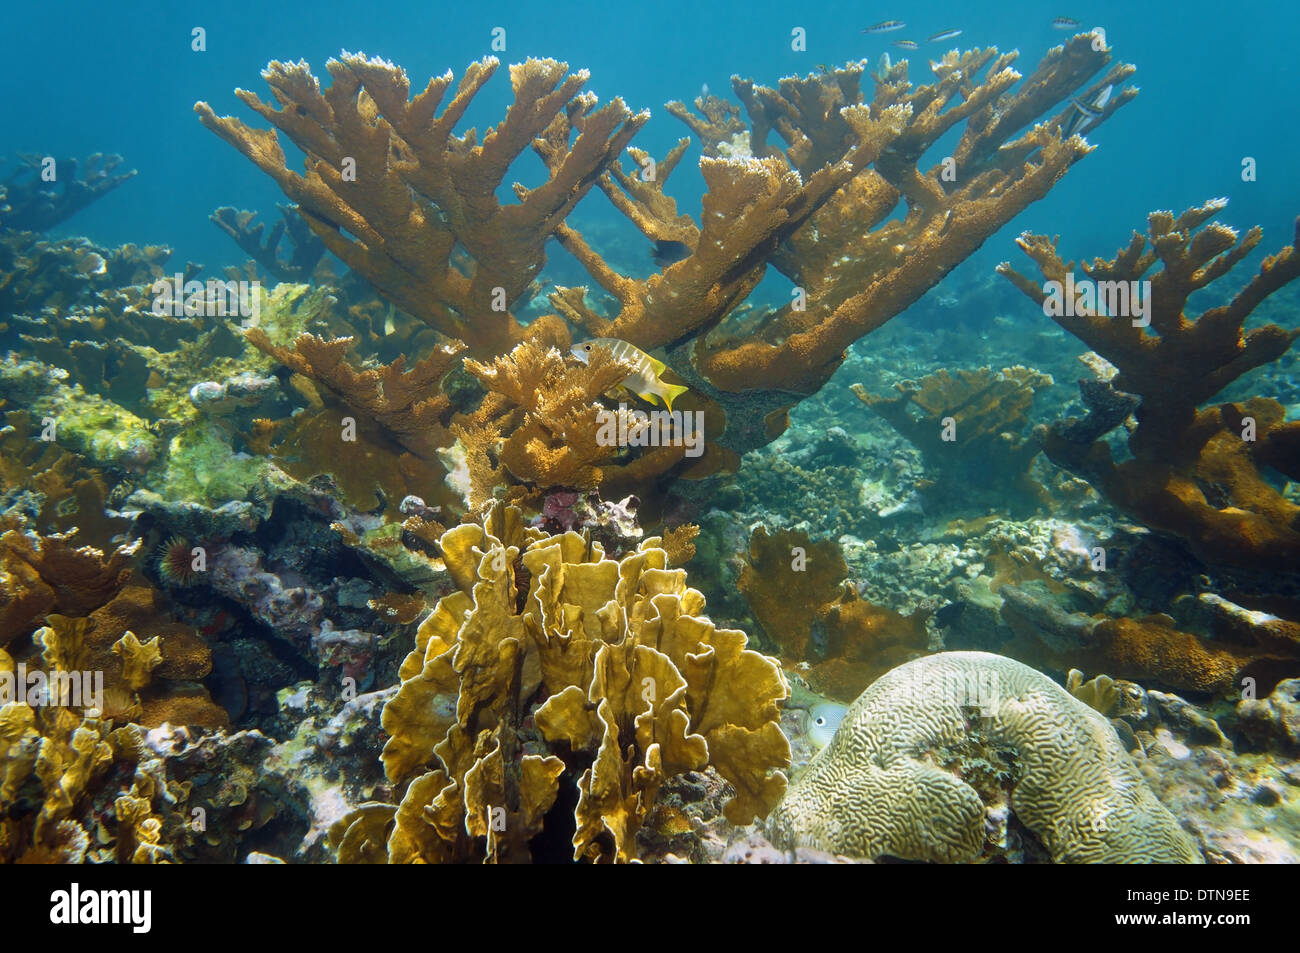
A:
449,340,729,511
556,37,1133,453
0,154,137,234
768,651,1202,863
210,204,326,282
998,199,1300,569
201,42,1133,469
196,54,645,357
851,365,1052,511
338,504,789,863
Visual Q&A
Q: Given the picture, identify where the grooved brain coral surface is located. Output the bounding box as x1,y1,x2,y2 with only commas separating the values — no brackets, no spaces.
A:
767,651,1203,863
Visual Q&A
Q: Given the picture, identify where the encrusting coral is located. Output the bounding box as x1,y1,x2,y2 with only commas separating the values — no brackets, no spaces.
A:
767,651,1203,863
998,199,1300,570
329,504,790,863
738,526,929,700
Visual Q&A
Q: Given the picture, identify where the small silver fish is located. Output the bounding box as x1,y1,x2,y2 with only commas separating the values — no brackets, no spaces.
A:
1052,16,1081,29
928,29,963,42
807,703,847,749
863,19,906,34
893,39,919,50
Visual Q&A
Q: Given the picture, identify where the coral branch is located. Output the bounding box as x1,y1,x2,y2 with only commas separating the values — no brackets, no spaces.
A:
197,55,646,357
999,201,1300,569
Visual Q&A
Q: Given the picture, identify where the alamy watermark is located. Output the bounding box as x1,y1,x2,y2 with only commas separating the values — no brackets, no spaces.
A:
151,274,261,327
1042,273,1151,327
0,664,104,710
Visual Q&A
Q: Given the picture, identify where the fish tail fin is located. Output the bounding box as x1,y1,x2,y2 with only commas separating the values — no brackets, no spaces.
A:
661,382,690,412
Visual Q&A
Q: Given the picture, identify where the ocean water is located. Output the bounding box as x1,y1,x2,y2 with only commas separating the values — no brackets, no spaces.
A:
5,0,1297,269
3,0,1300,875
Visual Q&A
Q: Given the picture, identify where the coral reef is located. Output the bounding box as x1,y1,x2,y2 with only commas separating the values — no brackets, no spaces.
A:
200,43,1134,473
336,505,789,863
767,651,1203,863
850,364,1052,512
998,199,1300,571
738,525,930,699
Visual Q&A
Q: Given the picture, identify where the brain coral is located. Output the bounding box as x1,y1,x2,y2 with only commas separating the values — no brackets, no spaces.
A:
767,651,1202,863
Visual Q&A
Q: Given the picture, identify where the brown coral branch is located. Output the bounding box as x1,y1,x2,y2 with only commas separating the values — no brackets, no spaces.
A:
197,55,646,357
1000,202,1300,570
245,329,463,459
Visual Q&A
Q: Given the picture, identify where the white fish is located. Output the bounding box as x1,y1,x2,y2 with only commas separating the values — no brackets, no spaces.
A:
807,702,847,749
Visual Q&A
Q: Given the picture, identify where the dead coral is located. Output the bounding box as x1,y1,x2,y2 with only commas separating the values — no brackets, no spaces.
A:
340,504,789,863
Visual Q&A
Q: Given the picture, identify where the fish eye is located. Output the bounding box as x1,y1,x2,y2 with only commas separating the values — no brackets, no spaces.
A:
584,344,592,351
815,716,826,726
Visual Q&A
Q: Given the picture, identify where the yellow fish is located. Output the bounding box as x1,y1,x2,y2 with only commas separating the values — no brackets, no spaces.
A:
571,338,690,412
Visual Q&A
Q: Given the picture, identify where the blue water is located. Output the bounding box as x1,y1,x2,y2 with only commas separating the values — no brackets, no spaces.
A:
4,0,1297,277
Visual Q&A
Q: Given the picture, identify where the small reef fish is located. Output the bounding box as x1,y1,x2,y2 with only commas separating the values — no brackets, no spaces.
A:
928,29,963,42
1063,83,1112,136
862,20,906,34
571,338,690,411
893,40,919,50
651,239,692,268
807,703,847,750
1051,16,1081,29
